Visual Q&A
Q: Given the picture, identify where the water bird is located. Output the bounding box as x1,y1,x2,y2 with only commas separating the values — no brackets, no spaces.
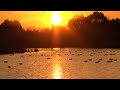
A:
8,66,11,68
99,59,102,60
88,59,92,61
114,59,117,61
84,61,88,62
95,61,100,63
69,58,72,60
104,54,107,56
4,61,8,63
109,58,113,60
107,61,112,62
41,54,43,56
34,48,39,52
19,63,23,65
29,55,31,56
47,58,50,59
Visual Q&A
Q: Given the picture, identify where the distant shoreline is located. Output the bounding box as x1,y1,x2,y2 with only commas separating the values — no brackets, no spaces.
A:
0,47,120,55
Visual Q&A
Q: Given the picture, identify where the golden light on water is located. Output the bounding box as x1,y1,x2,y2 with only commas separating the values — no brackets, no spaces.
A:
52,48,63,79
53,48,60,50
53,63,63,79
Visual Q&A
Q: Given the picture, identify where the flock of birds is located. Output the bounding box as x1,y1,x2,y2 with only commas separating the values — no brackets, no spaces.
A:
4,60,23,68
2,49,118,69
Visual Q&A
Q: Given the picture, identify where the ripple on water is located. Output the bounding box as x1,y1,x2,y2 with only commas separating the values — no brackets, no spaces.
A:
0,48,120,79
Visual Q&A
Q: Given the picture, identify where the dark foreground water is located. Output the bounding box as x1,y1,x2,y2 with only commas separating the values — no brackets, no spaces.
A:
0,48,120,79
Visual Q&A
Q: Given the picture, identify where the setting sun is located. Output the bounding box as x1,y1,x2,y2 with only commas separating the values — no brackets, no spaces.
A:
51,12,62,25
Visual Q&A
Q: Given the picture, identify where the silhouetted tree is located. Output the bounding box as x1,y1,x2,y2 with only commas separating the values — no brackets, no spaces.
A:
1,11,120,52
0,19,23,31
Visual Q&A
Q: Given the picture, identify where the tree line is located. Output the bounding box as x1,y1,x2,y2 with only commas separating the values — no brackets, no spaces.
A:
0,11,120,53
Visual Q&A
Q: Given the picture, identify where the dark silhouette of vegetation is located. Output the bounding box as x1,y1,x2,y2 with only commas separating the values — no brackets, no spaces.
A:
1,11,120,54
67,12,120,48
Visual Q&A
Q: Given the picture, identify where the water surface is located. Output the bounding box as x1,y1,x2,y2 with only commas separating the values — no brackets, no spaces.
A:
0,48,120,79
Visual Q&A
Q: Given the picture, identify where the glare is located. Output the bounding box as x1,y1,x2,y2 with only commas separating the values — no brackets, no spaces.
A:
53,63,63,79
52,54,63,79
53,48,60,50
51,12,62,25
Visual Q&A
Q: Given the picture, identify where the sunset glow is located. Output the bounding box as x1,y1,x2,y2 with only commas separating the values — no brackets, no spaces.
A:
1,10,120,79
0,11,120,30
51,12,62,25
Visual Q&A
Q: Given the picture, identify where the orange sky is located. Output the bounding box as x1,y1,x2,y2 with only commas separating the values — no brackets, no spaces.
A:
0,11,120,30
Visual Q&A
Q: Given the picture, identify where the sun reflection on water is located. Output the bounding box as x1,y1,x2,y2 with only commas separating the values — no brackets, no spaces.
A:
52,53,63,79
53,48,60,50
53,63,63,79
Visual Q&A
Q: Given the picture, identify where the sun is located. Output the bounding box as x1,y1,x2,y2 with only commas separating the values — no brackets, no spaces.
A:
51,12,62,25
